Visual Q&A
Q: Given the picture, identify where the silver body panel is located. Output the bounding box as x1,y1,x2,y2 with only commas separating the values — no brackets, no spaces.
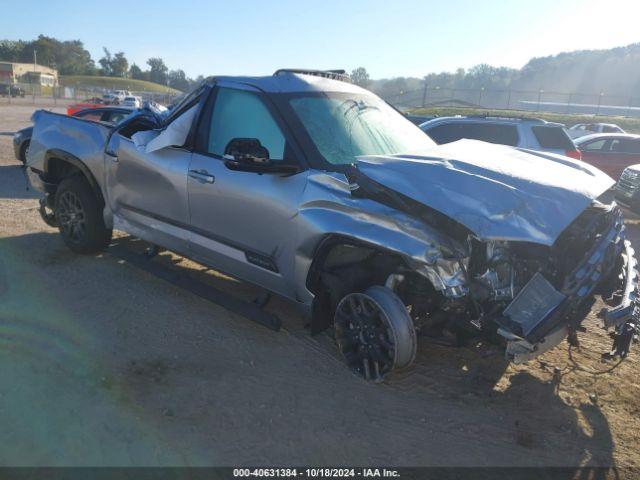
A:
27,107,615,310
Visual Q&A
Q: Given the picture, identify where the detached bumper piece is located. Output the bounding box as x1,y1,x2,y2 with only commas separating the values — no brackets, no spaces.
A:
603,239,639,358
502,208,639,363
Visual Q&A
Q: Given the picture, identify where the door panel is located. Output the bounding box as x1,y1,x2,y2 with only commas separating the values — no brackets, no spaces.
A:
105,134,192,249
581,152,640,180
187,153,308,297
580,138,640,180
186,85,308,297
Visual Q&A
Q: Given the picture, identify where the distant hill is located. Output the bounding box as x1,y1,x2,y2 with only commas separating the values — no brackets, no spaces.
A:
370,43,640,99
512,43,640,94
60,75,181,94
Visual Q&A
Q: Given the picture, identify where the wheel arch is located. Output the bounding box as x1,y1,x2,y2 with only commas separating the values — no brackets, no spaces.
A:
305,233,412,335
43,149,104,205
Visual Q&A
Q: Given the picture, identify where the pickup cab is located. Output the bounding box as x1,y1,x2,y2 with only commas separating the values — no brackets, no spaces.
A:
25,70,640,381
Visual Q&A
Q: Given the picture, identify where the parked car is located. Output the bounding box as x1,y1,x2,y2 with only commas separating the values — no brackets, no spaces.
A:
13,107,135,163
25,70,638,381
67,97,110,115
112,90,131,102
102,93,117,104
0,84,26,98
405,114,436,125
121,96,141,108
575,133,640,180
614,164,640,211
568,123,625,139
420,115,582,159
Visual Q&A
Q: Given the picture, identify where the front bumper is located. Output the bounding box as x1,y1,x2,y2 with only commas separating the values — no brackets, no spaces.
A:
502,208,639,363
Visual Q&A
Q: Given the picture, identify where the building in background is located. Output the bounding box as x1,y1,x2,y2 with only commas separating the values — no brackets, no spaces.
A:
0,62,58,87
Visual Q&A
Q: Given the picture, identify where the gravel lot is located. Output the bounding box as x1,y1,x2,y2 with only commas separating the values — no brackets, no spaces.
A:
1,104,640,471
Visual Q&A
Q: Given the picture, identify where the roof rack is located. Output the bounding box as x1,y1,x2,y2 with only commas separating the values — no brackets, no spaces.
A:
274,68,351,83
465,113,547,123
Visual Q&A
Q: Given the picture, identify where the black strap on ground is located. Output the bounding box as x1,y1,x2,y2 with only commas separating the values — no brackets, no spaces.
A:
108,241,282,332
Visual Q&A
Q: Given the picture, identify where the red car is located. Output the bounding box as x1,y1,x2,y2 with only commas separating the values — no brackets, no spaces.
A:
67,97,107,116
575,133,640,179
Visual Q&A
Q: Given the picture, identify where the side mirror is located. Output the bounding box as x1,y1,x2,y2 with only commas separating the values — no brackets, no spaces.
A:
224,138,270,162
223,138,299,175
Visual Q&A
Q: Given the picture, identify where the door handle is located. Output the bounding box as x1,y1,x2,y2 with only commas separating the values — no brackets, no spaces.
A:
188,169,215,184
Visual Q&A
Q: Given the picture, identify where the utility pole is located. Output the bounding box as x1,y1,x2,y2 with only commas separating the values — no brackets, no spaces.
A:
596,92,604,116
536,89,543,112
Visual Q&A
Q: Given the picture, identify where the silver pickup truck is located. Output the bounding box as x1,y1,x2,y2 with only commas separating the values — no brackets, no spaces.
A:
26,69,639,381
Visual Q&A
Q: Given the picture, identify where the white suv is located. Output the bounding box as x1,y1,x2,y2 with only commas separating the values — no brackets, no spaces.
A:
421,115,581,159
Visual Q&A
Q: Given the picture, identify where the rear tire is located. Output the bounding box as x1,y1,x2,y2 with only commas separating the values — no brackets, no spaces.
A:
19,140,30,163
334,286,417,382
54,176,112,254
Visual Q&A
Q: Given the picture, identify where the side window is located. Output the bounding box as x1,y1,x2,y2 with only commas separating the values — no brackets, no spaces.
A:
425,123,464,144
531,126,574,150
580,139,608,151
610,139,640,154
467,123,519,146
75,110,103,122
207,88,286,161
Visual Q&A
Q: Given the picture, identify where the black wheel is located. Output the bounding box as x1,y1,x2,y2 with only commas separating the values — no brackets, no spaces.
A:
54,176,112,253
334,286,417,382
19,140,30,163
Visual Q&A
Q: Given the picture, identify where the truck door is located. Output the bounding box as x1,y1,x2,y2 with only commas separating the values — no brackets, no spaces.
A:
186,84,307,298
104,99,202,254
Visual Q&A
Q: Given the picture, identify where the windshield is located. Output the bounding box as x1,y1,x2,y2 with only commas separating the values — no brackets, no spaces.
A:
288,93,436,165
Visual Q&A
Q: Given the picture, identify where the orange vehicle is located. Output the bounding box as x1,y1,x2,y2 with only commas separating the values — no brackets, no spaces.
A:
66,97,106,115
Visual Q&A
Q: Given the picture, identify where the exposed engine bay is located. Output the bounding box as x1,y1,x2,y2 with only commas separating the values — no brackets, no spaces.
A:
380,197,638,363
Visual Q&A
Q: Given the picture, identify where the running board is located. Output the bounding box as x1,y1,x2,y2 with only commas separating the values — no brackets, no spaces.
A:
108,241,282,332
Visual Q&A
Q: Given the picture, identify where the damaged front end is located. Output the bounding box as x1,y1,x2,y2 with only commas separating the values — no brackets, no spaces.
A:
347,160,639,364
466,203,639,363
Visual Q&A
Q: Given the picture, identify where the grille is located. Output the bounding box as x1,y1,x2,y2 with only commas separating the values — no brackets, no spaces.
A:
618,170,640,195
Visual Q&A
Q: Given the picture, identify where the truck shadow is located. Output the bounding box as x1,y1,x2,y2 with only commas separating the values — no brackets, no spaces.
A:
0,231,619,470
0,164,40,199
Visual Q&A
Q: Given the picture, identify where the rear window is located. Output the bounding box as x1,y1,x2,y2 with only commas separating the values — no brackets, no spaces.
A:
124,97,136,101
425,122,519,146
532,126,574,150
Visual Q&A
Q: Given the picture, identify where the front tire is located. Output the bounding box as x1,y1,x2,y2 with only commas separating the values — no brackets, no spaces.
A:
54,176,112,254
334,286,417,382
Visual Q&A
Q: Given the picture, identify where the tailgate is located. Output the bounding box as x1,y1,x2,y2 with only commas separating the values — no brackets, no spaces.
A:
27,110,113,170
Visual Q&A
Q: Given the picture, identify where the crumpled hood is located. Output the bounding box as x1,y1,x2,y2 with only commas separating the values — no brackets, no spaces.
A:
356,139,615,246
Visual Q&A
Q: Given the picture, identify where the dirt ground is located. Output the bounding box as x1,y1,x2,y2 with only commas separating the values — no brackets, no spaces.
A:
1,104,640,472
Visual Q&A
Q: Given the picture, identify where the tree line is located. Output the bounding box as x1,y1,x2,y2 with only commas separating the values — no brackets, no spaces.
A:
0,35,201,92
355,43,640,101
3,36,640,97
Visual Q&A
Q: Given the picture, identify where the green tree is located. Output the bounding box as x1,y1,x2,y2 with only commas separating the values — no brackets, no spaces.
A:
350,67,370,87
147,57,168,85
129,63,144,79
98,47,113,76
168,69,190,92
111,52,128,77
6,36,95,75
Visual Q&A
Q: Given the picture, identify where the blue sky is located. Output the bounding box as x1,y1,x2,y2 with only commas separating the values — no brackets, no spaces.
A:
2,0,639,79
